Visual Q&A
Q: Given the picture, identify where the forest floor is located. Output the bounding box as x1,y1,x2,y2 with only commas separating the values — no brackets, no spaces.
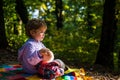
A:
0,49,120,80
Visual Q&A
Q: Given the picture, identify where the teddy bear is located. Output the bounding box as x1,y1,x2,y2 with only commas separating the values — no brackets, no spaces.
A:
35,48,65,79
39,48,54,63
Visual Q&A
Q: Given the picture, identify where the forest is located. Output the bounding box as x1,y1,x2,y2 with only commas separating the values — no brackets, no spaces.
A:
0,0,120,79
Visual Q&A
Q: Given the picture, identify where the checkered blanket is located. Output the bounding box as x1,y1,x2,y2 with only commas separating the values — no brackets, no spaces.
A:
0,64,93,80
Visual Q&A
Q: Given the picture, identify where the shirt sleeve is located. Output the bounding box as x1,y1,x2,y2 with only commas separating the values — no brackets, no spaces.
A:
24,43,42,66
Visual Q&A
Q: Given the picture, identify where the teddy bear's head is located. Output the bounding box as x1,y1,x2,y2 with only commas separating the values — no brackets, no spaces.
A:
40,48,54,63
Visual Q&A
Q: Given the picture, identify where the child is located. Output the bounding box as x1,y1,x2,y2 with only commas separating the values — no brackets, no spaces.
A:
18,18,65,79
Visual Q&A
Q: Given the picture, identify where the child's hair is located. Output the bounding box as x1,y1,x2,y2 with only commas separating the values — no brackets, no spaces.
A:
25,18,47,37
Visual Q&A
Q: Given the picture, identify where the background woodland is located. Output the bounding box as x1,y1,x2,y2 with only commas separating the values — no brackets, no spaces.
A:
0,0,120,73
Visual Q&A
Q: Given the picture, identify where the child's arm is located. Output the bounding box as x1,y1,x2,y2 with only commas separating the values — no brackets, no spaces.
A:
24,43,44,65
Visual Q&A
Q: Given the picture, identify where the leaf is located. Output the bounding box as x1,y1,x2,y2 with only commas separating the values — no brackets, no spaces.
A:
41,3,47,10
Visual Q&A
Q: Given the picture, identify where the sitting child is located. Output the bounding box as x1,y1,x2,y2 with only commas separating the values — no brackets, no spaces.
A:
35,48,65,79
18,19,65,79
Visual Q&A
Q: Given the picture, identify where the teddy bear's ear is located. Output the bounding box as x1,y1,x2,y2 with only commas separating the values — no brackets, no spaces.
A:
47,51,54,63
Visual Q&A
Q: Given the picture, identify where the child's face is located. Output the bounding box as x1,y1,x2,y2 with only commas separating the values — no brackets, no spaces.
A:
31,27,46,41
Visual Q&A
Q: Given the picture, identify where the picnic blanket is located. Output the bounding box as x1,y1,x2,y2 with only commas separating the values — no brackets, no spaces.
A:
0,64,93,80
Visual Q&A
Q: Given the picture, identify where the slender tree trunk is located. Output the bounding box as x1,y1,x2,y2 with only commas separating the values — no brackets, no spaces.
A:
86,0,93,34
14,23,19,35
95,0,116,69
15,0,28,25
116,2,120,71
55,0,63,29
0,0,8,49
119,52,120,71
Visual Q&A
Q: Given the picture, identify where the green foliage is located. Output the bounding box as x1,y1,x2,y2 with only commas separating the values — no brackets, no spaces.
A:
7,34,28,52
2,0,120,69
43,26,99,66
3,0,101,66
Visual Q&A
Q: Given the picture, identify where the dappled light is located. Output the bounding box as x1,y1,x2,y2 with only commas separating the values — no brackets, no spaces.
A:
0,0,120,79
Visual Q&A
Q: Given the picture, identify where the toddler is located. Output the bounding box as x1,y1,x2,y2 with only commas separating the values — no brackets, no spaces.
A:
18,18,65,79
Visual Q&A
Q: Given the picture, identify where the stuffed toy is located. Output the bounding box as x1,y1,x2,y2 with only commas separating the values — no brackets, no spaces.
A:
39,48,65,69
35,48,65,79
40,48,54,63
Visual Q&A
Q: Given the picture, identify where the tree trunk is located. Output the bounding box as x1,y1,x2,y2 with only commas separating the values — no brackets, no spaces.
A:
118,52,120,71
0,0,8,49
86,0,94,34
14,23,19,35
55,0,63,29
15,0,28,25
95,0,116,69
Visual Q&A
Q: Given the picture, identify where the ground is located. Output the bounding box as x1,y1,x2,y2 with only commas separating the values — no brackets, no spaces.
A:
0,49,120,80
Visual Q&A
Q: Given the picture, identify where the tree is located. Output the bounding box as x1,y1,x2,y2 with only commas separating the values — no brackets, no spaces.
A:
0,0,8,49
55,0,63,29
116,0,120,71
118,52,120,71
86,0,94,34
15,0,28,25
95,0,116,69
